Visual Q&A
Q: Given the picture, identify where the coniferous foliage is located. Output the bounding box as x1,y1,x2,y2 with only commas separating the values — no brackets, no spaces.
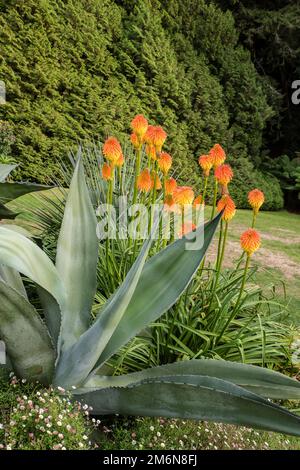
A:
0,0,286,208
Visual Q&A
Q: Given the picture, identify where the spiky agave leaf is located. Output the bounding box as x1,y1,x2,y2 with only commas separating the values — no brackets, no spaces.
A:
0,280,55,384
54,214,221,389
78,358,300,400
76,376,300,436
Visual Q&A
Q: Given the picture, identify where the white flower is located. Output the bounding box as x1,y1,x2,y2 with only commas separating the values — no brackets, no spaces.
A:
82,435,88,440
57,421,62,427
79,442,84,448
149,426,154,431
0,423,3,429
160,442,165,448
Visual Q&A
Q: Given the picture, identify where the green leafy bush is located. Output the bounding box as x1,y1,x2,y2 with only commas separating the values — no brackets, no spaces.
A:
228,157,284,210
0,0,276,191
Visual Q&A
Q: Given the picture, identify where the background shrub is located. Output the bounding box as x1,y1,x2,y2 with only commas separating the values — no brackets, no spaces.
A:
0,0,275,198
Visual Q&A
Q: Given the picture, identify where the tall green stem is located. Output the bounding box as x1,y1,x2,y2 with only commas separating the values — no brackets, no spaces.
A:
210,178,218,220
202,176,208,204
133,147,141,205
216,254,250,344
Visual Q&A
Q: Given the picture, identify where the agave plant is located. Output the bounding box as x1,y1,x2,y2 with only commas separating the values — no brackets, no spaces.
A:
1,159,300,435
0,163,49,220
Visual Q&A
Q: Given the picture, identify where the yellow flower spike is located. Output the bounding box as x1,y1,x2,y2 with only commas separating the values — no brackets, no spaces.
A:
145,144,157,161
248,189,265,214
151,171,162,191
240,229,261,256
209,143,226,168
217,195,236,222
101,162,113,181
165,177,177,195
137,169,152,193
173,186,195,206
198,154,213,177
130,114,148,140
130,132,139,149
103,137,123,165
158,152,172,175
214,164,233,192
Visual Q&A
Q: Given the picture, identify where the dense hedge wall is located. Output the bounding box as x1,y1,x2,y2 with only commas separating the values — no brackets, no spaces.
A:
0,0,283,209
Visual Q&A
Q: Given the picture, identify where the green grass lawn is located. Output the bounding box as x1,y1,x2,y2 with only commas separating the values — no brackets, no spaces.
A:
205,207,300,325
231,209,300,325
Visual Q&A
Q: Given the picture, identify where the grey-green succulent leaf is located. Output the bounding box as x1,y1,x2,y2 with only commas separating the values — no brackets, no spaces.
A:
55,157,98,352
0,182,51,203
90,213,222,373
0,280,55,384
37,287,61,348
77,376,300,436
80,358,300,399
0,163,17,182
0,226,65,307
0,202,18,219
0,264,27,299
54,214,220,389
54,228,156,389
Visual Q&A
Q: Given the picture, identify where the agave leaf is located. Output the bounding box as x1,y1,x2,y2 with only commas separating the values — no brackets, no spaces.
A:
54,228,156,388
77,376,300,435
80,359,300,400
92,213,222,372
0,280,55,384
0,264,27,299
0,202,18,219
0,163,17,182
37,287,61,348
55,157,98,351
0,226,65,305
54,214,221,389
1,224,34,238
0,182,51,203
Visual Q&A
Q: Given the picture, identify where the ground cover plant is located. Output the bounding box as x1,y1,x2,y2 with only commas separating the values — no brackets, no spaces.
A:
0,115,300,439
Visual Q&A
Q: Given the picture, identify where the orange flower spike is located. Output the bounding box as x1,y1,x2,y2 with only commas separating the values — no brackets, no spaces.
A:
214,164,233,188
103,137,123,165
131,114,148,139
165,177,177,195
101,162,113,181
150,126,167,152
143,125,155,145
193,195,203,207
209,144,226,168
240,229,261,256
217,195,236,222
248,189,265,214
163,194,177,213
173,186,195,206
178,221,196,238
137,169,152,193
130,132,139,149
145,144,157,161
115,153,124,167
151,172,162,191
158,152,172,175
198,154,213,177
